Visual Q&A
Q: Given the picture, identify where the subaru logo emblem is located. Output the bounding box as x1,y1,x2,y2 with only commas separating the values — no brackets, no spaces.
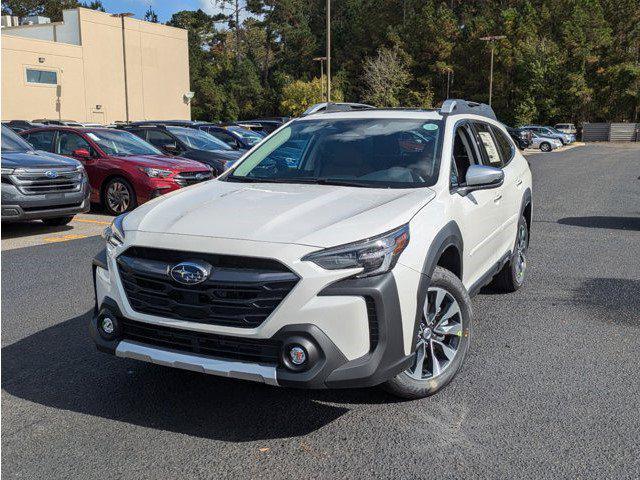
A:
44,170,58,179
169,260,212,285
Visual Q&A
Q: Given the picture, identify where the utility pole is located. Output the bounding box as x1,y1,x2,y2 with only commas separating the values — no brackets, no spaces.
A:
314,57,327,101
326,0,331,102
479,35,505,106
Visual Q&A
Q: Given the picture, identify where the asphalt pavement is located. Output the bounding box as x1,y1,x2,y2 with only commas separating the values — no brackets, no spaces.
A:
2,143,639,479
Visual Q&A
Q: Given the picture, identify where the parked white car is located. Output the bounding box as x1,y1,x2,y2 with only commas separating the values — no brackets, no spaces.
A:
91,99,533,399
554,123,577,135
530,132,563,152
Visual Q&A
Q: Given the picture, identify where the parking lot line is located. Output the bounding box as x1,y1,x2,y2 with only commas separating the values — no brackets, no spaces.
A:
43,234,89,243
74,218,111,226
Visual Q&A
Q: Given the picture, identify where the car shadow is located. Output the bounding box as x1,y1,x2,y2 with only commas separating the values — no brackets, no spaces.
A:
571,277,640,326
1,221,73,239
557,216,640,231
2,310,396,442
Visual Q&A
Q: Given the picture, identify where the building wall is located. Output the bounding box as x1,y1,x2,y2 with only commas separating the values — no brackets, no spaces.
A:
1,35,87,121
1,7,190,123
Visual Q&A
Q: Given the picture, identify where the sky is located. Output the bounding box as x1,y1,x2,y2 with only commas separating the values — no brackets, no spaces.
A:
100,0,226,23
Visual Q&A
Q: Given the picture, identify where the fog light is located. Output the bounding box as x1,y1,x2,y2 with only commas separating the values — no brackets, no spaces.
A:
97,312,119,340
101,316,115,335
289,345,307,366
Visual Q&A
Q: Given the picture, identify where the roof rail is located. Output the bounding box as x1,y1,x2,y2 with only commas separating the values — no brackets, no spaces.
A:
440,99,496,120
301,102,375,116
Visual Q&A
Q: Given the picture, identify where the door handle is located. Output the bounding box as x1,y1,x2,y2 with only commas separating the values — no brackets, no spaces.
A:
516,179,523,187
493,194,502,203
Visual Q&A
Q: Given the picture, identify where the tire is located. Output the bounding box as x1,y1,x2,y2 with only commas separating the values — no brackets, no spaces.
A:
489,214,529,293
42,216,74,226
103,177,137,216
382,266,472,400
540,142,551,152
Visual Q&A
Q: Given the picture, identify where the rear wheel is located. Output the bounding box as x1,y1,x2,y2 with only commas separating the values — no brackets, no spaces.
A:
540,142,552,152
382,267,472,399
103,177,136,216
42,216,74,226
490,214,529,293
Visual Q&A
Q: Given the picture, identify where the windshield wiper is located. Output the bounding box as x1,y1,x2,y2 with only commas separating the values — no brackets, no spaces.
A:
314,178,377,188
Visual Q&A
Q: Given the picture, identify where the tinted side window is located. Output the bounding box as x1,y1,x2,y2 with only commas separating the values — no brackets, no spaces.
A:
146,130,176,149
490,125,515,165
23,130,56,151
473,123,503,167
208,130,237,147
57,132,91,156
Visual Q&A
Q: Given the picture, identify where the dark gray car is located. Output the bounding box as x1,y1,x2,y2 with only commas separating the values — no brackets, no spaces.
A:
1,126,90,225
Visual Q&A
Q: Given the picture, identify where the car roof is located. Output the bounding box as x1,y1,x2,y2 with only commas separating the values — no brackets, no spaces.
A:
298,109,444,121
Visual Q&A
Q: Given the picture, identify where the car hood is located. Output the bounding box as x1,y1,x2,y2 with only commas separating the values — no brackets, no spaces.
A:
124,180,436,247
110,154,208,171
1,150,81,169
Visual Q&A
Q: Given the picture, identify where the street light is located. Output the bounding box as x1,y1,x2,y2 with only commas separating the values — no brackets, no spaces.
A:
313,56,327,101
479,35,505,106
326,0,331,102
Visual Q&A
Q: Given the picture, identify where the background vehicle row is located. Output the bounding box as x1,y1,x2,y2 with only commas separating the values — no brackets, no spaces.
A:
19,126,213,215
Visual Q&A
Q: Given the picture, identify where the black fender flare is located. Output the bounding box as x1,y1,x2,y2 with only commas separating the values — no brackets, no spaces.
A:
411,221,464,351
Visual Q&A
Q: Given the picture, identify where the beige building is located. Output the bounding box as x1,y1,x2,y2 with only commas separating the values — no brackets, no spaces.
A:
1,8,191,124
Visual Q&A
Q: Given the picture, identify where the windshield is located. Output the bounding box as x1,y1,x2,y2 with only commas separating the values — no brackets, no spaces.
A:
167,126,232,151
87,129,162,156
226,126,263,146
547,127,561,134
2,125,33,152
225,118,444,188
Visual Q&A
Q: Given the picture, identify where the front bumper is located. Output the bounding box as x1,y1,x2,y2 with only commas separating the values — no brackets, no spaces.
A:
91,244,419,389
1,181,90,222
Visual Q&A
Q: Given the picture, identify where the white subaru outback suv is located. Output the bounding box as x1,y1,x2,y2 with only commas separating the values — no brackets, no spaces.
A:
91,99,532,399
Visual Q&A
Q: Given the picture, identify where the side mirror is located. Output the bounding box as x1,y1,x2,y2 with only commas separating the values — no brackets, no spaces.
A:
72,148,91,158
456,164,504,196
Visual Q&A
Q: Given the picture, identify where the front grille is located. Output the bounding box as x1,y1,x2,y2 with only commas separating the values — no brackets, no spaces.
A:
174,171,213,187
121,318,281,364
7,167,83,195
117,247,298,328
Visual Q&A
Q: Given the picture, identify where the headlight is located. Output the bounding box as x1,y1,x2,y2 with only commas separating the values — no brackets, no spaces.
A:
302,225,409,278
1,168,15,175
140,167,172,178
102,213,127,252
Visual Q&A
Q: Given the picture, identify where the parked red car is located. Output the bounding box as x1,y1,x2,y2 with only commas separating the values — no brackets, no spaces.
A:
20,127,213,215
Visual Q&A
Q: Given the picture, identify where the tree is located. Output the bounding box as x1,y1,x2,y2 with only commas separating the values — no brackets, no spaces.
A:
362,47,412,107
1,1,104,20
280,77,343,116
144,6,158,23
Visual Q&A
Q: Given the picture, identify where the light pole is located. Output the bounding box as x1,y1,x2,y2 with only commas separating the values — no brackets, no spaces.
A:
313,56,327,101
479,35,505,106
326,0,331,102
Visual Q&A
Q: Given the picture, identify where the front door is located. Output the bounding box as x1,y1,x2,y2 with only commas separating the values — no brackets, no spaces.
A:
449,122,506,286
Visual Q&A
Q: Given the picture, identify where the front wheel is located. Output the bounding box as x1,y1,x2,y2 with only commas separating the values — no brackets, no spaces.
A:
103,177,136,216
540,142,552,152
382,266,472,400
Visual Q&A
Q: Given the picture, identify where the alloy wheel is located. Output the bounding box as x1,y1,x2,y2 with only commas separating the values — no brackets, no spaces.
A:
406,287,463,380
514,222,528,283
106,181,131,214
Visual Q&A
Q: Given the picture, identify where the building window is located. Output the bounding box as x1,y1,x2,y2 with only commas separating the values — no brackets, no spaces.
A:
25,68,57,85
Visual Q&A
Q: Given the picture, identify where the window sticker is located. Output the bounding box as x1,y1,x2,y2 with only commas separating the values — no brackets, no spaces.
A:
478,131,501,166
423,123,439,131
